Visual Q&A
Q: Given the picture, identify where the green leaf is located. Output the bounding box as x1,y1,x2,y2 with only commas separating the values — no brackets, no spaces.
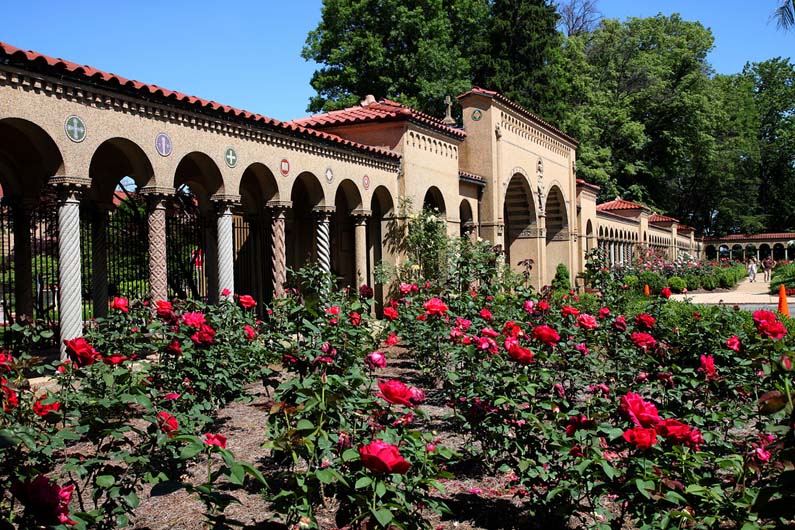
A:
228,463,245,485
375,480,387,498
372,507,393,527
355,476,373,489
179,443,204,460
316,468,334,484
96,475,116,488
296,419,314,431
124,491,140,508
635,478,653,499
0,429,22,448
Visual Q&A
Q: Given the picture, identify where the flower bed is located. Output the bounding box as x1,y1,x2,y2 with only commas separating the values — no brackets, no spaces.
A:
1,262,795,529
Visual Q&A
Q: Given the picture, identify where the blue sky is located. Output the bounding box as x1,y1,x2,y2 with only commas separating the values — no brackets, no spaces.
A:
1,1,791,121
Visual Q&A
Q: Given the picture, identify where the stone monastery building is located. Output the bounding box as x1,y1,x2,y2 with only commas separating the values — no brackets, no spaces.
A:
0,41,701,353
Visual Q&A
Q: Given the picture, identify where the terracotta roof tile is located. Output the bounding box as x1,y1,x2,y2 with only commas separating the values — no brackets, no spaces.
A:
0,41,400,161
457,87,578,145
290,98,466,139
596,197,647,212
649,213,679,223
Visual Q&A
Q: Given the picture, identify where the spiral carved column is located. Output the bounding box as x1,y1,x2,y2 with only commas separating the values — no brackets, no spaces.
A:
91,206,110,318
267,201,291,298
314,206,334,274
213,194,240,301
141,187,172,303
52,177,90,360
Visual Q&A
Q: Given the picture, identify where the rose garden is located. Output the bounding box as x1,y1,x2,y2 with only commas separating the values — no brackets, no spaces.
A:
1,212,794,530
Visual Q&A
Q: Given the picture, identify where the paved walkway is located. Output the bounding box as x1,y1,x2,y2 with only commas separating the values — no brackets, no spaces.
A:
671,277,795,313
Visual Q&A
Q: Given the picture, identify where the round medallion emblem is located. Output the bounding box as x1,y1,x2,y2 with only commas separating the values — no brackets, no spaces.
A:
65,115,86,143
362,174,371,190
280,159,290,176
471,109,483,122
224,147,238,168
155,133,172,157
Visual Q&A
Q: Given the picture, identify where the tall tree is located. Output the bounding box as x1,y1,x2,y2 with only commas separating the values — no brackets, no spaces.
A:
556,0,601,36
302,0,483,115
472,0,565,122
774,0,795,30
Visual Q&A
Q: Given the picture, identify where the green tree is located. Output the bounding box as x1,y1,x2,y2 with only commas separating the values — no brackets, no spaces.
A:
302,0,480,114
774,0,795,30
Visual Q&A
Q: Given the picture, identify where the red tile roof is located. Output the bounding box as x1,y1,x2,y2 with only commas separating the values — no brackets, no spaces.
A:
649,213,679,224
596,197,647,212
704,233,795,241
290,98,466,140
457,87,578,145
0,41,400,161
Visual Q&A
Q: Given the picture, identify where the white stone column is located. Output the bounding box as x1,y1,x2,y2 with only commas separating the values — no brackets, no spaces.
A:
314,206,335,274
52,177,90,360
352,209,371,285
212,194,240,301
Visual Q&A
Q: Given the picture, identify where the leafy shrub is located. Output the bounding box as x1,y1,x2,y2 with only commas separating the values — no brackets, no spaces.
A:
702,275,719,290
551,263,571,292
684,273,701,291
771,263,795,294
667,276,687,293
623,274,639,290
638,271,665,294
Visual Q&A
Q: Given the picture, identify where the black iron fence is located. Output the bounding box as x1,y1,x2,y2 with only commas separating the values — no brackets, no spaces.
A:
233,211,271,315
167,189,209,301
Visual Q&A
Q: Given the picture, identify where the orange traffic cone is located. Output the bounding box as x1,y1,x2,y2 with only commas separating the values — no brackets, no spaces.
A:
643,284,650,297
778,284,790,318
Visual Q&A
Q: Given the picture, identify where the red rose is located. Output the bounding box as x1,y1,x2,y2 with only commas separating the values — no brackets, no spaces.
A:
475,336,498,354
507,344,535,365
561,305,580,318
565,414,593,436
10,475,76,526
613,315,628,331
64,338,101,368
619,392,660,427
631,332,657,351
481,327,499,338
424,297,449,317
531,325,560,347
156,300,174,320
365,351,387,369
221,288,231,297
182,312,206,328
238,294,256,309
753,310,778,326
325,306,341,316
102,353,129,366
244,325,256,341
598,307,611,320
384,332,399,346
0,352,13,371
759,319,788,340
661,287,672,299
109,296,129,313
190,324,216,346
635,313,656,329
359,439,410,474
349,312,362,326
204,433,227,448
378,379,415,407
479,307,493,321
399,282,417,295
576,314,598,330
359,284,374,298
699,354,717,380
725,335,742,352
655,419,691,444
622,426,658,450
2,380,18,412
408,386,426,405
383,307,399,320
166,340,182,356
156,411,179,438
537,301,550,311
33,396,61,417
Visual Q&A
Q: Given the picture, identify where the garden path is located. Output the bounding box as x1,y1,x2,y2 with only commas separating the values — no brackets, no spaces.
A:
671,277,795,313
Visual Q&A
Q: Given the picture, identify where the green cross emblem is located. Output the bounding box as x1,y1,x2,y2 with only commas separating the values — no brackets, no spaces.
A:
224,147,238,168
65,115,86,142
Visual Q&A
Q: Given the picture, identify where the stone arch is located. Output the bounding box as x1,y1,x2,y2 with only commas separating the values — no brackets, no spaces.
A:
423,186,446,215
239,163,278,214
731,244,743,261
705,245,717,260
287,172,325,271
719,244,730,260
745,243,757,260
774,243,786,261
332,179,363,286
545,185,570,285
585,220,594,251
0,117,65,198
85,138,155,315
503,173,538,277
174,152,224,213
459,199,474,238
759,243,771,259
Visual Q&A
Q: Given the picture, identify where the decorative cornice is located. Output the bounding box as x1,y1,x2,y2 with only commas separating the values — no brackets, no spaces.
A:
211,193,242,206
351,209,372,218
266,200,293,211
139,186,175,197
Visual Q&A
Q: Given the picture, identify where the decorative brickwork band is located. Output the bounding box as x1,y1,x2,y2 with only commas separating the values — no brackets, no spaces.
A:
352,209,371,284
314,206,335,274
52,177,90,360
91,207,110,318
213,194,241,300
141,187,172,303
267,201,291,298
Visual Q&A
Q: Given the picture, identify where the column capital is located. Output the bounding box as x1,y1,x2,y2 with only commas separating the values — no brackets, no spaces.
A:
351,208,372,219
266,200,293,212
51,176,91,201
313,205,336,219
139,186,175,199
210,193,242,207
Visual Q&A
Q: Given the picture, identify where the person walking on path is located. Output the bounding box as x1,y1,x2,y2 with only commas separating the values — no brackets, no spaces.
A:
747,257,758,283
763,255,776,282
